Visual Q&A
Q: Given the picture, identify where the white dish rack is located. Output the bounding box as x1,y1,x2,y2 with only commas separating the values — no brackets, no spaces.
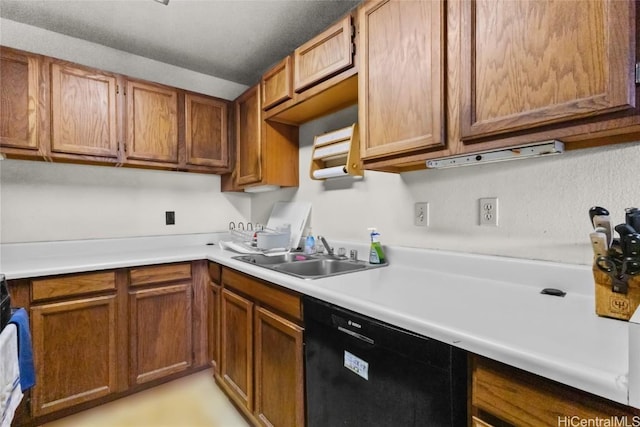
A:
229,226,291,252
221,201,311,255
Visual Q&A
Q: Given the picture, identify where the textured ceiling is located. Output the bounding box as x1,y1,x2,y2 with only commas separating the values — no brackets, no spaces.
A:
0,0,361,85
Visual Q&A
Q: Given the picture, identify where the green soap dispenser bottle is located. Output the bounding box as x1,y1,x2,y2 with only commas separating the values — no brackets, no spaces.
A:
368,227,386,264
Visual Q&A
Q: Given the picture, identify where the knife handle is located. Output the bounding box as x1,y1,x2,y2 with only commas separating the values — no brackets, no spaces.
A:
593,216,613,247
590,206,610,225
626,208,640,233
590,230,609,260
615,223,636,237
623,233,640,258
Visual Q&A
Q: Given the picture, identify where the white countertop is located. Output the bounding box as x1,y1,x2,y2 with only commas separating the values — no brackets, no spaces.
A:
0,233,632,408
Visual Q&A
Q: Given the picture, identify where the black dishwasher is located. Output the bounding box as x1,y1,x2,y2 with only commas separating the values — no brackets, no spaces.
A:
304,296,467,427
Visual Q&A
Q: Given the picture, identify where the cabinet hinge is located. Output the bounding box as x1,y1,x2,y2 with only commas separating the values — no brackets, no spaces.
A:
636,63,640,85
116,84,120,95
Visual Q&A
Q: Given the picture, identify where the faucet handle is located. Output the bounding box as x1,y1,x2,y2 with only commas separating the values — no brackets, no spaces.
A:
337,247,346,257
349,249,358,261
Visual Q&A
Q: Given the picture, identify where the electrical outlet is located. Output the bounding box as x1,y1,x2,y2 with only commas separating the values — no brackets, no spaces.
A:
414,202,429,226
165,211,175,225
479,198,498,226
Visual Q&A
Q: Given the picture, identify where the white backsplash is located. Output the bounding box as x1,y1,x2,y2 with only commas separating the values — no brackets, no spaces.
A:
252,105,640,265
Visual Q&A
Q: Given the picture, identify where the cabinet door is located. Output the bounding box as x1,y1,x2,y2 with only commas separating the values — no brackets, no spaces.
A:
235,85,262,186
254,307,304,427
461,0,635,143
0,48,40,153
31,295,117,416
359,0,445,160
50,62,118,158
126,80,178,164
185,93,228,168
207,281,221,374
294,15,354,93
220,288,254,411
472,356,640,425
129,283,192,385
261,56,293,110
471,417,494,427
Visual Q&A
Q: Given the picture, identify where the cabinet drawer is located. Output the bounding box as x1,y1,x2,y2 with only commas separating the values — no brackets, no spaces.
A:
32,271,116,301
129,263,191,287
472,356,640,425
293,15,354,93
222,268,301,321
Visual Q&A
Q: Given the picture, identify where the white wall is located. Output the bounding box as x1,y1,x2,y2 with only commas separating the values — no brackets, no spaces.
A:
0,160,251,243
252,106,640,265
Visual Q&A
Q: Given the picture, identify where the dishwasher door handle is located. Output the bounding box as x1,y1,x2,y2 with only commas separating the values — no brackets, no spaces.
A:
337,326,375,345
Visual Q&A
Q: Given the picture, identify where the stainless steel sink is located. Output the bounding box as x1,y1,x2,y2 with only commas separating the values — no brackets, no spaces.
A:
234,253,314,265
232,253,386,279
274,258,366,276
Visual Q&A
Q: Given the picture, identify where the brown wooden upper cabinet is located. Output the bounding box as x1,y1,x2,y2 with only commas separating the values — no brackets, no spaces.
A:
359,0,445,162
49,61,120,160
261,12,358,125
223,84,298,192
293,15,355,93
235,85,263,186
0,47,41,156
261,56,294,110
185,93,229,169
125,80,179,165
460,0,636,147
1,46,230,173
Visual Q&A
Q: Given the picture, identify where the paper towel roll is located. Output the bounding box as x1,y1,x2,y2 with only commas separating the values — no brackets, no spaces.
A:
312,166,348,179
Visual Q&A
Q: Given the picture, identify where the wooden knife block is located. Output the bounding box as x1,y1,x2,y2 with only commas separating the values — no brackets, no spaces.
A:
594,267,640,321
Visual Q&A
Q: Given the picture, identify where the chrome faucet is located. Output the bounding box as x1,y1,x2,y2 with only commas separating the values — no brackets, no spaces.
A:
317,236,333,255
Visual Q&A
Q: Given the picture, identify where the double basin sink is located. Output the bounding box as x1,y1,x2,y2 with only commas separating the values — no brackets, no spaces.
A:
232,252,387,280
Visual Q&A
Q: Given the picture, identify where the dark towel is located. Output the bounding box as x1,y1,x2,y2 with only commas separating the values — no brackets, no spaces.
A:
9,308,35,391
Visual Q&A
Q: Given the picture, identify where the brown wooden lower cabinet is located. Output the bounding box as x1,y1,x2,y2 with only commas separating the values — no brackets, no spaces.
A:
217,267,304,427
471,355,640,426
207,278,221,374
471,416,494,427
220,288,254,411
129,282,193,385
6,261,211,426
254,306,304,427
30,294,118,416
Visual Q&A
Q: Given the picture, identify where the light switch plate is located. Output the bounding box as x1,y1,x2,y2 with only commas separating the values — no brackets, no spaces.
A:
415,202,429,226
479,198,498,226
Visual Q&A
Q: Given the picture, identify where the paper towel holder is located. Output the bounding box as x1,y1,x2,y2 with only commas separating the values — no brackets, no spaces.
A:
310,123,363,180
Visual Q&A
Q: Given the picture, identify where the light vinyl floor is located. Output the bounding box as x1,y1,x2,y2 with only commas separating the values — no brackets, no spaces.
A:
42,370,251,427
